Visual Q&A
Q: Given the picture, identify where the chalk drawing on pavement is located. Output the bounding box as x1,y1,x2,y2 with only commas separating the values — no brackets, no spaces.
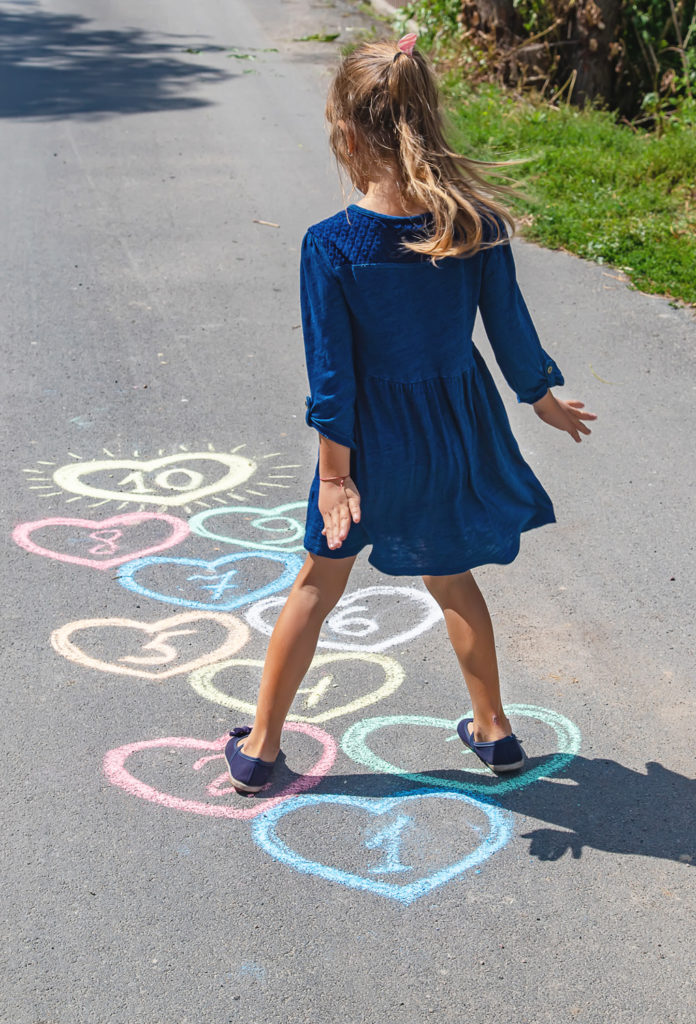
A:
188,651,405,723
251,789,514,905
246,586,442,652
24,444,299,512
116,550,304,612
51,611,249,680
189,502,308,552
103,722,337,820
21,447,582,905
340,706,582,797
12,512,190,570
366,815,413,874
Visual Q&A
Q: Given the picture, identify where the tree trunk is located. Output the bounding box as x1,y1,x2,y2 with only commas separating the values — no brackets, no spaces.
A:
460,0,623,106
561,0,622,106
460,0,522,43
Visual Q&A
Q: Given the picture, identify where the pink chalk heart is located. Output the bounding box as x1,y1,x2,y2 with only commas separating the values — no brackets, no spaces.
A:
12,512,190,570
103,722,337,819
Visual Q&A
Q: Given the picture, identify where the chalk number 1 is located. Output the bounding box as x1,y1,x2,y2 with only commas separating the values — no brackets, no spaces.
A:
366,815,413,875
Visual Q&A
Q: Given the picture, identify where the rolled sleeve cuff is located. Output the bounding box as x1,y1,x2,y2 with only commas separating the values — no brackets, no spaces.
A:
304,396,355,449
516,357,565,404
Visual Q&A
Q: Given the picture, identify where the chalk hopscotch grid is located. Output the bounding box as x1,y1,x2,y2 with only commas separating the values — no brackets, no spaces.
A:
16,445,581,903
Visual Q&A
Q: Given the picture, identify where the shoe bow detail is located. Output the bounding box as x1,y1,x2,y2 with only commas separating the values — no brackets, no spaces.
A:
229,726,252,739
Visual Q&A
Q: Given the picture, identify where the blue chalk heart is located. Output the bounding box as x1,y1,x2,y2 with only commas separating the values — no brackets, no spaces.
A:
252,789,513,905
117,550,303,612
189,502,308,552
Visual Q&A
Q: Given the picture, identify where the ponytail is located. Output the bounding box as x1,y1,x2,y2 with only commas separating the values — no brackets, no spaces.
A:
326,41,520,262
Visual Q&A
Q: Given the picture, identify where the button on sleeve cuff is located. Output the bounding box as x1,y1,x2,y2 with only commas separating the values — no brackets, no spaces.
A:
516,357,565,404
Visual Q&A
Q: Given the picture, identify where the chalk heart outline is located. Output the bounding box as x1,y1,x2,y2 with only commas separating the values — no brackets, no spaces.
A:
252,789,513,905
341,705,582,797
11,512,190,571
53,452,256,508
50,612,249,681
116,550,304,612
246,586,442,653
103,722,337,820
189,652,405,724
189,502,308,552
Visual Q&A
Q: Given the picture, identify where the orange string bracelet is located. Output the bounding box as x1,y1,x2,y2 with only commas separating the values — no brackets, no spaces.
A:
319,475,346,487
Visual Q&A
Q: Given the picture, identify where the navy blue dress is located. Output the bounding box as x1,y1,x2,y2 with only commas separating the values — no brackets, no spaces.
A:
301,203,564,576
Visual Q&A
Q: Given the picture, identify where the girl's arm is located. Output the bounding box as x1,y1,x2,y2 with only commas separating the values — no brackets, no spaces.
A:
478,219,565,405
318,435,361,550
300,229,362,549
301,230,356,449
478,219,596,441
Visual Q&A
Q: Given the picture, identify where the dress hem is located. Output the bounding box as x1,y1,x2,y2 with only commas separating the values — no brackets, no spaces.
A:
303,511,556,576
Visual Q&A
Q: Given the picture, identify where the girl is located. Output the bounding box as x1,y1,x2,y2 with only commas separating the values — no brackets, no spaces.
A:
225,33,596,791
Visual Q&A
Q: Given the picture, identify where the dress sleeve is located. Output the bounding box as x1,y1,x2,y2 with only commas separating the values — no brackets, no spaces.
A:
300,229,357,449
478,219,564,404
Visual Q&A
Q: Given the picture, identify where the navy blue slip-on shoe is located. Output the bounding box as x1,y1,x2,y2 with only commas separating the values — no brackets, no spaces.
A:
224,726,276,794
457,717,526,773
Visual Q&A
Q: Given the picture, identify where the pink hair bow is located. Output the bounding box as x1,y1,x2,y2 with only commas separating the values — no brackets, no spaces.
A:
396,33,418,57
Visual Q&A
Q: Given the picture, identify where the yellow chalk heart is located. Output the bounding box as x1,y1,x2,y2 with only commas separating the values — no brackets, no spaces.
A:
53,452,256,507
188,653,404,723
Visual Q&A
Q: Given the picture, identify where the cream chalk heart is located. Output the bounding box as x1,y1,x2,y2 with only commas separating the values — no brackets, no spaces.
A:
12,512,190,570
103,722,337,820
51,612,249,680
53,452,256,507
188,652,404,723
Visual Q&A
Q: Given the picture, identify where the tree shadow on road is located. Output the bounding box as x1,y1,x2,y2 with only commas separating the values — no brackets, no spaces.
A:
0,1,230,120
273,755,695,868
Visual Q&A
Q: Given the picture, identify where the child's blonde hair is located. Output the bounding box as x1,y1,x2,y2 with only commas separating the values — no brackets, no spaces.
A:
326,40,518,262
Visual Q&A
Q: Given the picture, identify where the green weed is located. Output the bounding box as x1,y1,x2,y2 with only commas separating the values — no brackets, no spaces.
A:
294,32,341,43
445,80,696,305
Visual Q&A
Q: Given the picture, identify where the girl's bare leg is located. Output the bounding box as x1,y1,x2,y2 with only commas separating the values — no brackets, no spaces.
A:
422,570,511,743
239,552,358,762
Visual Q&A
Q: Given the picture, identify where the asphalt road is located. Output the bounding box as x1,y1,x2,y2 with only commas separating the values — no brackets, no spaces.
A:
2,1,695,1022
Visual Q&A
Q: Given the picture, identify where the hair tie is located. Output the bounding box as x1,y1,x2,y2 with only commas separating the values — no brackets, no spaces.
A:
395,33,418,59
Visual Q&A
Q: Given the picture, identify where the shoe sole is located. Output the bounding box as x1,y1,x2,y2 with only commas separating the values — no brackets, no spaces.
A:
225,765,264,794
459,725,526,775
488,757,526,774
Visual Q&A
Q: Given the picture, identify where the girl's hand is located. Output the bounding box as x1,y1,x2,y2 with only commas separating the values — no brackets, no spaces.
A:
319,476,361,550
533,390,597,443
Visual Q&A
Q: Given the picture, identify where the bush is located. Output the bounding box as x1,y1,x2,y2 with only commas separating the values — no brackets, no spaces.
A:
399,0,696,122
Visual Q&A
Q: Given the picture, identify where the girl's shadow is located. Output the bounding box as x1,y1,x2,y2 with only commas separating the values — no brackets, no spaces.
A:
505,756,696,864
265,754,695,866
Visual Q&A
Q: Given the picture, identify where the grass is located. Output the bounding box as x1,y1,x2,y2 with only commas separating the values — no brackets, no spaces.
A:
442,78,696,307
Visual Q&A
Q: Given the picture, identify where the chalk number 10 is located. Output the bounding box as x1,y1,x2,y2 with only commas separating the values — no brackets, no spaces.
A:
117,468,205,494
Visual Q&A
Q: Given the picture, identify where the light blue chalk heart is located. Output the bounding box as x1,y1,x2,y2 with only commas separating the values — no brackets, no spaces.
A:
251,789,513,905
116,550,303,612
189,502,308,552
340,705,581,797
